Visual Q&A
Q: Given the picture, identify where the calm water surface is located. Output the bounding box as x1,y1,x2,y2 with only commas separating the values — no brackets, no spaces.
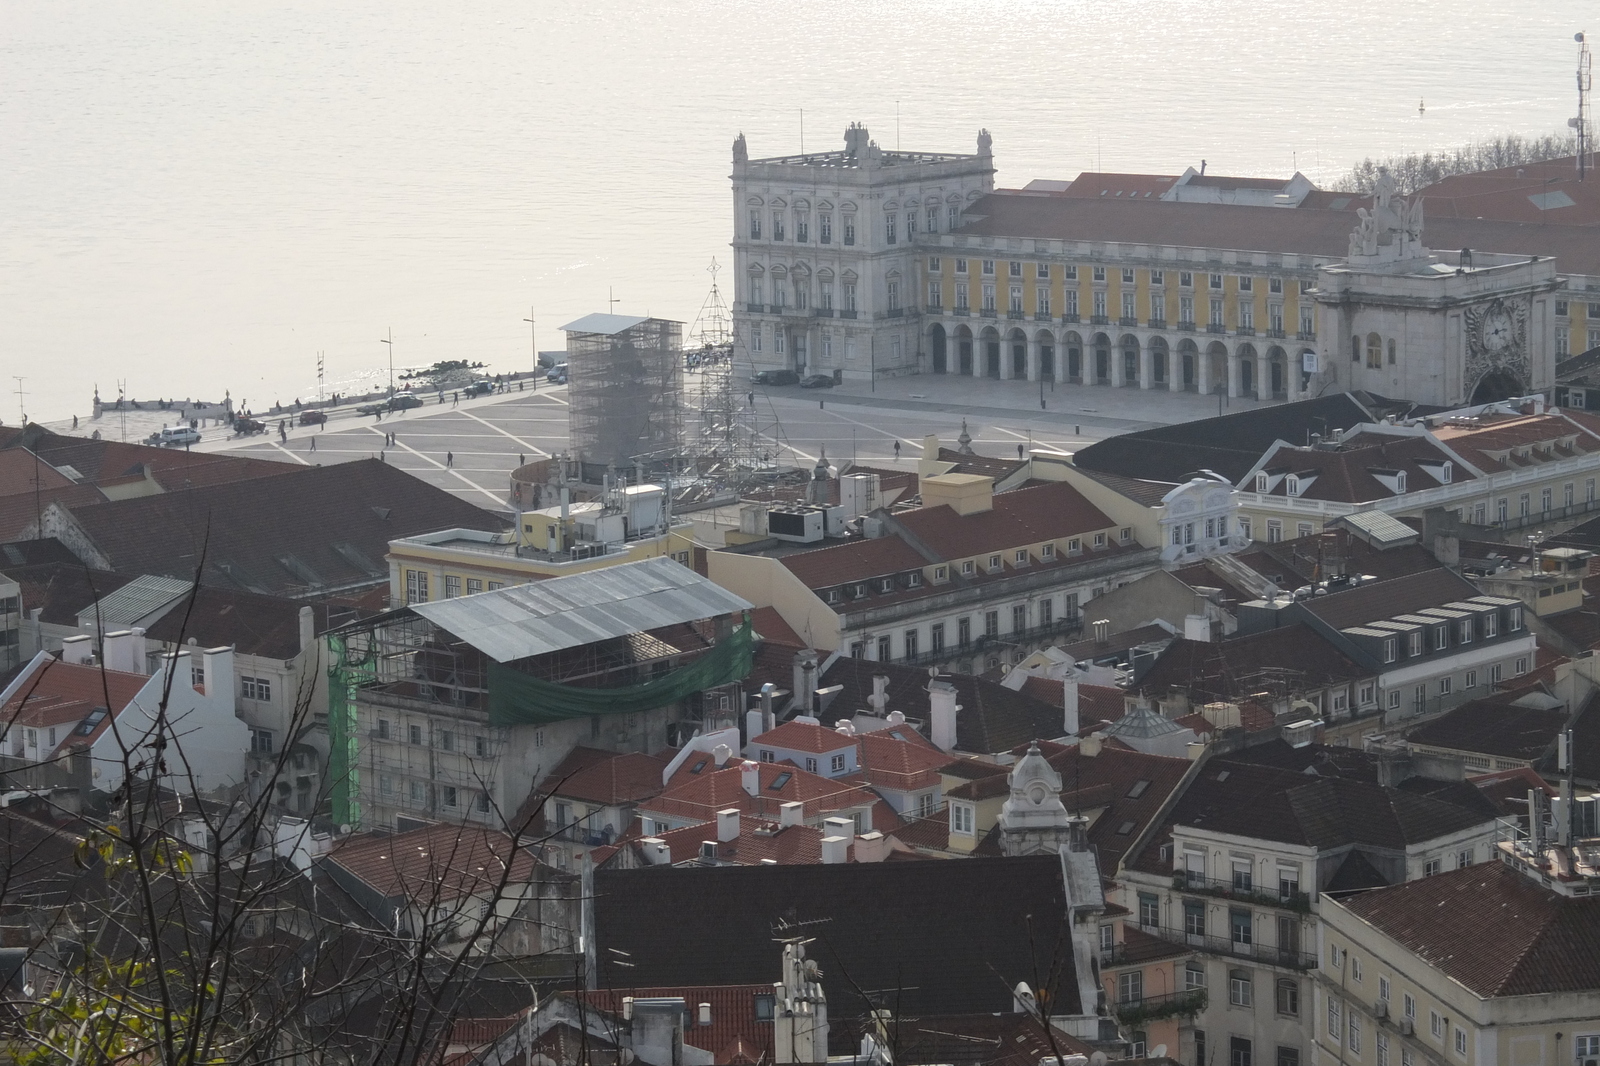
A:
1,0,1589,419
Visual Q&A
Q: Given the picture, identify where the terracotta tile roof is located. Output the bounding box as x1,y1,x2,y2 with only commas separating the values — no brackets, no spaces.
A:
642,761,888,827
752,720,855,755
2,659,151,758
631,815,830,866
0,449,76,497
954,191,1600,274
1469,766,1558,820
854,729,949,792
1338,862,1600,997
892,480,1117,559
1252,436,1470,503
747,605,804,648
323,823,538,904
777,535,928,590
583,985,776,1063
1053,172,1179,198
1430,410,1600,472
544,748,672,806
933,447,1027,482
888,812,952,851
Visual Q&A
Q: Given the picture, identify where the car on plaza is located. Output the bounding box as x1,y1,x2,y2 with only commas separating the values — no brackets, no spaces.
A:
232,417,266,436
752,369,800,386
463,380,494,397
298,410,327,426
547,363,569,384
799,374,835,389
147,426,201,447
389,393,424,411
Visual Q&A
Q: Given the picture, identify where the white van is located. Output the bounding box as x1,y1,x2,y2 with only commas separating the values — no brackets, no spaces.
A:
156,426,201,447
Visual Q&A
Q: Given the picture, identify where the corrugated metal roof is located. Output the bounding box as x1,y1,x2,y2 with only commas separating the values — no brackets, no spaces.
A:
560,313,650,336
1340,510,1420,546
410,556,752,663
77,574,194,628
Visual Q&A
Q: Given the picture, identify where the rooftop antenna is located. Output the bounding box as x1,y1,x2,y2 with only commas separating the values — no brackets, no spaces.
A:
608,287,620,314
799,108,804,155
12,376,24,426
896,99,900,151
1574,32,1592,181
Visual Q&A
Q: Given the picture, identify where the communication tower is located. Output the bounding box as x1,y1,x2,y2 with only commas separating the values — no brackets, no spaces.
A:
1576,32,1593,181
683,260,773,490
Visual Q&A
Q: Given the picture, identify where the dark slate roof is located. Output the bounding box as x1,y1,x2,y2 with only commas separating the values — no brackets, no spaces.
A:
744,643,1065,756
0,538,83,569
5,561,138,625
592,856,1079,1016
1297,567,1484,631
1219,740,1381,781
61,459,505,597
1071,393,1383,483
1134,625,1368,703
1338,862,1600,997
140,585,334,659
1322,849,1390,895
1406,697,1566,763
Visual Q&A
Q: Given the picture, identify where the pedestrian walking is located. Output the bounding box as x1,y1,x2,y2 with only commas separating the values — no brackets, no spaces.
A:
893,440,901,460
519,453,525,466
380,450,386,463
309,436,317,452
1016,443,1024,459
446,451,454,468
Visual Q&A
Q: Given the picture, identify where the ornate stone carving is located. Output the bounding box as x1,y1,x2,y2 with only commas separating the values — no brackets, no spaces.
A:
1347,166,1426,262
1463,298,1530,399
732,132,748,165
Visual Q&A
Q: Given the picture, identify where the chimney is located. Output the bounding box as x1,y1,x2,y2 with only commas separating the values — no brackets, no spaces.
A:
928,680,960,752
779,801,804,828
868,675,890,715
631,997,688,1066
1093,619,1110,643
639,837,672,865
298,605,316,655
853,831,888,862
820,835,849,864
886,709,905,726
1079,733,1104,758
102,630,134,673
822,815,855,853
1063,679,1081,736
740,760,760,796
129,628,146,672
61,633,93,666
793,651,818,714
746,706,768,742
717,807,741,843
760,682,776,722
1183,614,1212,642
713,743,734,768
202,647,234,707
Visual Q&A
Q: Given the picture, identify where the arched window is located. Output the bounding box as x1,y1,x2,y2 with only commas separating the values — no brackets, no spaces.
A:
1366,332,1383,369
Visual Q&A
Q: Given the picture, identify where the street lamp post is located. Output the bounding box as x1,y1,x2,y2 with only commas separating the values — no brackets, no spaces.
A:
380,329,394,397
523,309,537,390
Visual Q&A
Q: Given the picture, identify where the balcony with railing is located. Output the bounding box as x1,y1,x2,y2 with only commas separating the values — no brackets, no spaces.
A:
841,310,858,319
980,308,998,318
1297,330,1317,341
1061,312,1080,324
1138,924,1317,970
1266,327,1286,339
1111,987,1209,1027
1090,314,1110,325
1119,316,1138,327
1007,310,1026,320
1173,873,1312,914
1177,320,1196,332
1035,311,1053,322
897,612,1084,667
1235,326,1256,337
814,308,835,318
1147,317,1166,329
1206,323,1227,334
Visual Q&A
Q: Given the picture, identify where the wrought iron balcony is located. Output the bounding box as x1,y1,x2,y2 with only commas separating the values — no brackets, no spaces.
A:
814,308,835,318
840,310,859,320
1298,330,1317,342
1207,323,1227,334
1266,327,1287,339
980,308,998,318
1061,313,1081,324
953,308,970,316
1119,316,1139,327
746,302,765,313
925,305,944,315
1138,923,1318,970
1177,320,1196,332
1035,311,1054,322
886,308,904,318
1173,873,1312,913
1111,987,1209,1027
1235,326,1257,337
1090,315,1110,325
895,612,1084,668
1007,310,1025,320
1147,317,1166,329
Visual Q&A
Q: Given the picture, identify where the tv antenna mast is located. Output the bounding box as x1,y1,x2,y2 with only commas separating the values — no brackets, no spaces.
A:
1575,32,1593,181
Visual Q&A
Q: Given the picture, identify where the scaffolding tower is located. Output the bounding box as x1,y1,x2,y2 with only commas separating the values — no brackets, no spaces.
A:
563,314,684,467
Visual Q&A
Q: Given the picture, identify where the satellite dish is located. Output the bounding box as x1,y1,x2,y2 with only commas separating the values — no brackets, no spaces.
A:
1151,1046,1168,1059
927,666,939,678
1089,1054,1108,1066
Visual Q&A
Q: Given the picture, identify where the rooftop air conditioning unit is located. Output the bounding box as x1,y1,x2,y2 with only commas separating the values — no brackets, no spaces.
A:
767,507,825,544
1398,1018,1414,1036
1373,999,1389,1019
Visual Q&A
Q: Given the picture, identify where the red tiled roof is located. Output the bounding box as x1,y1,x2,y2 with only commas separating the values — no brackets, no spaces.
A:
1338,861,1600,997
635,816,828,866
643,761,888,827
747,606,805,649
752,720,855,755
777,535,928,590
545,748,672,806
324,823,538,903
855,728,949,792
583,985,775,1064
893,480,1117,560
2,659,151,758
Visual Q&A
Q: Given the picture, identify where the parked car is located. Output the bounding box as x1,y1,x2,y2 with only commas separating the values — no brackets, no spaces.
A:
356,402,386,416
233,417,266,436
799,374,835,389
389,393,424,411
298,410,327,426
147,426,201,447
752,369,800,386
463,380,494,397
547,363,569,384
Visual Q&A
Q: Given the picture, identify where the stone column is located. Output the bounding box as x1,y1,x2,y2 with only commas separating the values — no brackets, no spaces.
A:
999,335,1013,380
1138,340,1153,390
1110,343,1125,387
1227,351,1242,399
1197,351,1211,396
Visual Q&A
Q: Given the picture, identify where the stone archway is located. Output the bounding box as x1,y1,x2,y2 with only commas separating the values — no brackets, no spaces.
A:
1471,367,1526,405
930,323,948,374
1009,328,1028,378
955,325,974,375
981,326,1001,379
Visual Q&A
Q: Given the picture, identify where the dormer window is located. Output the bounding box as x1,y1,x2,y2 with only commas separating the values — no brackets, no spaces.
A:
1093,532,1107,548
1434,626,1448,651
1069,538,1082,553
1397,471,1407,492
1409,631,1424,657
1041,543,1055,560
853,582,868,598
877,577,894,593
1509,606,1523,631
934,566,948,581
962,560,975,575
989,554,1002,570
907,571,923,588
1014,549,1029,565
1383,637,1397,663
1120,527,1132,543
1256,473,1269,492
1285,475,1300,496
826,588,843,605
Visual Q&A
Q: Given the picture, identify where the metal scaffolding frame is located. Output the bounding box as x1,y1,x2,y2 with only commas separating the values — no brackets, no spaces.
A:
567,317,684,466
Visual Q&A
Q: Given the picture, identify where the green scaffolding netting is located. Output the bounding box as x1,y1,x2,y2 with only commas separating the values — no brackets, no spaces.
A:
488,619,754,725
327,631,375,829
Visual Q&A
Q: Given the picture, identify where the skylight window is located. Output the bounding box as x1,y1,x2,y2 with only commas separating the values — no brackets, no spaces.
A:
1126,780,1151,799
1116,820,1137,835
768,772,793,791
690,759,707,774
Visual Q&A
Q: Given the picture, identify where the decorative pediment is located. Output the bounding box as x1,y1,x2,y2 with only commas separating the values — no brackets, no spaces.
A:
841,269,859,282
840,201,858,213
817,267,835,281
746,262,766,275
746,195,765,206
816,199,834,211
769,196,787,209
792,198,810,211
770,264,789,278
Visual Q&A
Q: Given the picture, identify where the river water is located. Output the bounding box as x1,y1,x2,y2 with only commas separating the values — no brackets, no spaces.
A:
2,0,1589,420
